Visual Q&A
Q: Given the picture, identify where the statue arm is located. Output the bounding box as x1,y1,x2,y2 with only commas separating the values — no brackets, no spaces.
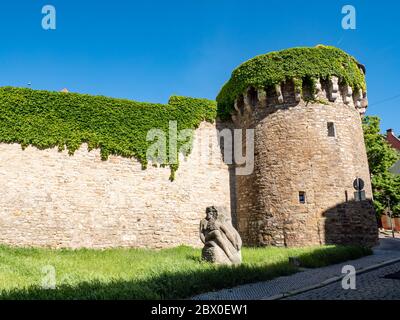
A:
220,224,236,247
221,224,242,250
199,221,206,244
235,231,242,250
200,232,206,244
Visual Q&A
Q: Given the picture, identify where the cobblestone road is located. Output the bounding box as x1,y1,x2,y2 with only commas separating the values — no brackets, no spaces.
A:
192,238,400,300
285,261,400,300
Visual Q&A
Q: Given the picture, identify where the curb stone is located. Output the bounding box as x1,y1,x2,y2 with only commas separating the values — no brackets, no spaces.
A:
263,256,400,300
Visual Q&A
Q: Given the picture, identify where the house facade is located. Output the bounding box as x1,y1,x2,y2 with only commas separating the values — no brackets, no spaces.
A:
387,129,400,175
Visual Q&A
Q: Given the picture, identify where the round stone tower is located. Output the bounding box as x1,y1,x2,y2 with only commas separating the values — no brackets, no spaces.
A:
217,46,379,248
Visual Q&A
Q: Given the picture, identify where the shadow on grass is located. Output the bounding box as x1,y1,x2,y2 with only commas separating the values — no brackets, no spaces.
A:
0,246,371,300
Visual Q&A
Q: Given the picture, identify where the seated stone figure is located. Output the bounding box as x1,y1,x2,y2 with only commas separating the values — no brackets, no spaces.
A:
199,206,242,265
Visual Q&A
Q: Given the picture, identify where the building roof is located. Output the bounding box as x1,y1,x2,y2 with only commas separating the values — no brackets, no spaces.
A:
387,129,400,175
390,160,400,175
387,129,400,151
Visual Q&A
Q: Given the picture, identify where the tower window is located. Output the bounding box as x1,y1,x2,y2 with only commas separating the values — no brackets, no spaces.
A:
327,122,336,137
299,192,306,204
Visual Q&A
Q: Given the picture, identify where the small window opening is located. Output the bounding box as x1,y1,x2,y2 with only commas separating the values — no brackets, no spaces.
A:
237,95,245,114
248,87,258,107
299,192,306,204
327,122,336,137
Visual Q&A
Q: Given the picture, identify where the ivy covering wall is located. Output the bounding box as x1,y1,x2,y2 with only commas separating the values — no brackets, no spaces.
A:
0,46,368,178
0,87,217,180
216,45,366,119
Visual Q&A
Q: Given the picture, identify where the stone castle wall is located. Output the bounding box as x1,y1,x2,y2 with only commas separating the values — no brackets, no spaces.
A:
232,78,378,247
0,79,380,249
0,122,232,249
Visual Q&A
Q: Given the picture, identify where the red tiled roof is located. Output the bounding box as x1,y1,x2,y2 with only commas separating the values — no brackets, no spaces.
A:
387,129,400,151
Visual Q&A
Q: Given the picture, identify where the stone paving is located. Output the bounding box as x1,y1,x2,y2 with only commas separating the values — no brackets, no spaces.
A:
192,238,400,300
285,261,400,300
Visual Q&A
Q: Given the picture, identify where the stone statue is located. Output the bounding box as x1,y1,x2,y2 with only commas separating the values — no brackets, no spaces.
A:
199,206,242,265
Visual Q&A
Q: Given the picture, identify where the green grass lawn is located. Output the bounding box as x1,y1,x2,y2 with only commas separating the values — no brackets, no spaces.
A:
0,245,371,299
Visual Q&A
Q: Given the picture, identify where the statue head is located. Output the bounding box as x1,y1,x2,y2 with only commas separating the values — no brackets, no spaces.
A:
205,206,218,220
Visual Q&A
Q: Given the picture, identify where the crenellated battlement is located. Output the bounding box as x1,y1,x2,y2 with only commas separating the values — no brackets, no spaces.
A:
231,76,368,124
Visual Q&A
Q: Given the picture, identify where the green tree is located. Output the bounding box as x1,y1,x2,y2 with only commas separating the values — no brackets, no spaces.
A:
363,116,400,216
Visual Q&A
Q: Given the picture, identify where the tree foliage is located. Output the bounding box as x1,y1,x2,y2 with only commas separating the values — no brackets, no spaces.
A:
363,116,400,216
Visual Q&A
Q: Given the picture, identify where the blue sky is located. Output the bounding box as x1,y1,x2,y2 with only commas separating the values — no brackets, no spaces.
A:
0,0,399,133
